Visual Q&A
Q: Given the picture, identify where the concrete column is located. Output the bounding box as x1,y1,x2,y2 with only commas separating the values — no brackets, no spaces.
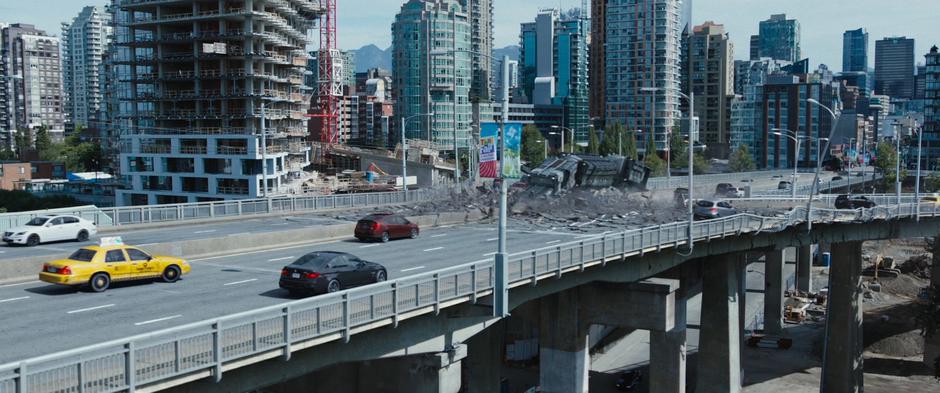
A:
539,292,589,393
696,253,742,393
925,259,940,369
821,241,864,393
649,296,687,393
764,249,785,336
796,245,813,292
361,346,466,393
465,321,505,393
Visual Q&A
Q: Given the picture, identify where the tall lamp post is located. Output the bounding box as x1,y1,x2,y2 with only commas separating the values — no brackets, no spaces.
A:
806,98,841,231
913,120,923,219
401,113,435,200
640,87,695,251
771,128,805,199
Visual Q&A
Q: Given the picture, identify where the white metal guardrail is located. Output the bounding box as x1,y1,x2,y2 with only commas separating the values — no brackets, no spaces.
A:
2,200,938,392
646,170,798,190
0,189,446,233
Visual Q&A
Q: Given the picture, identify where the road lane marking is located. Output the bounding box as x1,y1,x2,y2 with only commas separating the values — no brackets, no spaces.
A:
423,247,444,252
545,240,561,245
401,266,426,272
359,244,381,248
0,281,39,288
198,262,281,274
137,243,158,247
0,296,30,303
67,304,115,314
270,223,290,226
36,246,68,252
194,230,217,234
483,252,497,256
134,315,182,326
486,238,498,242
267,256,295,262
431,234,447,238
223,278,259,286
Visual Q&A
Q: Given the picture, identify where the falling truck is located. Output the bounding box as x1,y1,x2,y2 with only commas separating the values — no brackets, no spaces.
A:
523,154,652,196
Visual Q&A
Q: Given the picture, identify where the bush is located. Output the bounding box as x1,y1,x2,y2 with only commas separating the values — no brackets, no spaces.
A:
0,190,83,213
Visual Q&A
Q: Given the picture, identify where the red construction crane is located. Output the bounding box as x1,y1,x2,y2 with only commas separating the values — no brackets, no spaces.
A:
310,0,340,146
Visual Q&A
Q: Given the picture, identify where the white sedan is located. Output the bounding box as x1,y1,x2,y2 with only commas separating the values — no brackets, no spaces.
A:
3,215,98,246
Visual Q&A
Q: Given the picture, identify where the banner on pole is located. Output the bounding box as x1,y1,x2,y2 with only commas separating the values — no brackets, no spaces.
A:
502,122,523,179
479,123,498,178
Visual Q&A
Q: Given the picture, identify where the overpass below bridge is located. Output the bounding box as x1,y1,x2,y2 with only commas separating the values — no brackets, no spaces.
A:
2,199,940,393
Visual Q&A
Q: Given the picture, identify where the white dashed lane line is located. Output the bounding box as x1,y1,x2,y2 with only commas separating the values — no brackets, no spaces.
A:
430,234,447,238
486,238,498,242
0,296,29,303
359,244,381,248
267,256,295,262
545,240,561,245
223,278,259,286
0,281,38,288
134,315,183,326
400,266,426,272
194,230,217,234
423,247,444,252
67,304,115,314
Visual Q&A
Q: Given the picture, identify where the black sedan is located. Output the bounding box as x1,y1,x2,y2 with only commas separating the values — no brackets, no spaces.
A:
834,195,876,209
279,251,387,296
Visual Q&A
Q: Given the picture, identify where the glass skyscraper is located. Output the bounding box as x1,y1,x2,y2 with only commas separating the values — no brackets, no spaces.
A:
392,0,472,150
842,28,869,73
755,14,801,63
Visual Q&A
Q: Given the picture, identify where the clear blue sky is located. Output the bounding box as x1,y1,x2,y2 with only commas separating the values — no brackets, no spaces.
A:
4,0,937,72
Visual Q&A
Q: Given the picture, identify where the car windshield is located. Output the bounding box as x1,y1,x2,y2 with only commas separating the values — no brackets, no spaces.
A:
68,248,97,262
696,200,714,207
26,217,49,226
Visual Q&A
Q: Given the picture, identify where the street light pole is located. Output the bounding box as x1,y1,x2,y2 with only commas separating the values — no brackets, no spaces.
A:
401,113,435,200
916,122,923,220
895,123,902,208
806,98,840,232
495,55,510,317
772,128,803,199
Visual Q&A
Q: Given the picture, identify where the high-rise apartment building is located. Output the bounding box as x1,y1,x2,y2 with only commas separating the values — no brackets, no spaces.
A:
112,0,322,206
730,57,790,163
684,22,734,158
924,46,939,167
843,28,869,73
753,14,801,63
392,0,473,151
62,6,112,131
465,0,493,101
875,37,915,99
606,0,684,153
589,0,606,124
0,24,66,144
519,9,589,142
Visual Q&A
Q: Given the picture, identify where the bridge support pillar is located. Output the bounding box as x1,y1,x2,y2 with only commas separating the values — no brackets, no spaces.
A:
926,256,940,369
821,241,864,393
649,294,687,393
465,320,505,393
764,249,785,336
696,253,743,393
539,291,590,393
796,245,813,292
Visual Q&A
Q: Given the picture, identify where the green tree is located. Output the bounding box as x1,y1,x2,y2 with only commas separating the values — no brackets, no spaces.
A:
521,124,545,165
729,144,757,172
599,123,621,156
13,128,32,157
927,159,940,192
622,130,638,160
874,141,907,190
643,133,666,176
587,127,600,155
0,190,81,212
34,126,54,159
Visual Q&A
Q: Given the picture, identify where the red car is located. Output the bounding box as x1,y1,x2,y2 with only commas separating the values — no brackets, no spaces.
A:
355,213,419,242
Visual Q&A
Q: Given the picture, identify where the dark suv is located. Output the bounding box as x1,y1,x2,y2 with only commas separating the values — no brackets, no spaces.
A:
834,195,876,209
355,213,419,242
715,183,742,198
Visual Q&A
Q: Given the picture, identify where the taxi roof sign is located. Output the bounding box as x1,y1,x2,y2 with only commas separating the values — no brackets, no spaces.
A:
99,237,124,247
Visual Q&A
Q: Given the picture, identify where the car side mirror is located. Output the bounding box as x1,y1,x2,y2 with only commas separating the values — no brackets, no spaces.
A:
147,256,153,261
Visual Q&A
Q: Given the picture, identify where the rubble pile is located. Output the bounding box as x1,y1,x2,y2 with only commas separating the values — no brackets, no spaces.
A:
507,188,686,233
897,254,933,279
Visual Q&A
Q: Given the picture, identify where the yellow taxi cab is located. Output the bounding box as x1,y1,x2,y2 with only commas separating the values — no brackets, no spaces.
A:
922,194,940,207
38,237,191,292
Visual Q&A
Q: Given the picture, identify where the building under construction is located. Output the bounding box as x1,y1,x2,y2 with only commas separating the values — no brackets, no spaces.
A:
112,0,323,205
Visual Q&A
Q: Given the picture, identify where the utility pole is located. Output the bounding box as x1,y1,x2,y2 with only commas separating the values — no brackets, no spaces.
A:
495,55,510,318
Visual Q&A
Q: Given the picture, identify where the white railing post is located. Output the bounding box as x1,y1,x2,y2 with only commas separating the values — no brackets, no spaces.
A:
212,322,223,382
282,306,291,360
125,342,136,390
391,283,400,327
433,274,441,315
342,295,351,343
15,362,26,393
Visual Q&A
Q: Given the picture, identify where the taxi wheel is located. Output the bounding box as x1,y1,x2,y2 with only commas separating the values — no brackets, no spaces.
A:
26,235,40,247
76,230,89,242
89,273,110,292
162,265,181,283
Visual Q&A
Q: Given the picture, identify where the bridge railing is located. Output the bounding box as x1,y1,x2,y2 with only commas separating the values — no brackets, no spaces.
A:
3,201,939,392
0,189,446,232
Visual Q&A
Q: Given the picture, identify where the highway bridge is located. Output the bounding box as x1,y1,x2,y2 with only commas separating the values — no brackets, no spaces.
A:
0,170,912,393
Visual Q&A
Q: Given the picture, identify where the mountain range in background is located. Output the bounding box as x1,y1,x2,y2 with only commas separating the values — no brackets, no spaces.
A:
349,44,521,73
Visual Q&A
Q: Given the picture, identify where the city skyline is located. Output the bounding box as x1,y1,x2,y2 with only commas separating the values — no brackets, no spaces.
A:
2,0,937,72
